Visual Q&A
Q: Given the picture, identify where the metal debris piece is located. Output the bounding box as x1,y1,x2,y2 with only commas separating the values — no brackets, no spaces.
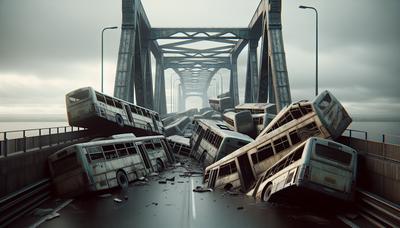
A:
114,198,123,203
149,172,159,176
32,208,53,217
236,206,244,210
193,186,213,193
158,180,167,184
46,212,60,221
166,176,175,181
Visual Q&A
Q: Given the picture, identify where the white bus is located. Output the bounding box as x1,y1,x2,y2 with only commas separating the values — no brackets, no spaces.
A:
222,110,256,138
190,119,253,167
248,137,357,202
167,135,191,157
48,135,174,196
66,87,163,136
164,116,191,136
209,97,232,113
203,90,352,191
252,113,276,136
235,103,276,115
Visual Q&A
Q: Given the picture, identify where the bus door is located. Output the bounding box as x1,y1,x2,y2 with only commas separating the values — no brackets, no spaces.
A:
151,115,160,132
190,128,205,158
237,154,256,191
207,168,219,188
137,144,153,172
124,104,134,125
160,139,176,163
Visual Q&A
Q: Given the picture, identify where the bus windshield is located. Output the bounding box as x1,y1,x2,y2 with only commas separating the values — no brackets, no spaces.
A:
67,89,90,105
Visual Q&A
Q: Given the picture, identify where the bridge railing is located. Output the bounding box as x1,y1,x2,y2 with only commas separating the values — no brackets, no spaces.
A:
344,129,400,147
0,126,88,158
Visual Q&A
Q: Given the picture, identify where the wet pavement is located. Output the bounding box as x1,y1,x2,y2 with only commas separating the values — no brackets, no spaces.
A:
15,158,347,228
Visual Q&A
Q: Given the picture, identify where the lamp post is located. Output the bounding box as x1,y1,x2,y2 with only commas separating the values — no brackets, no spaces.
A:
101,26,118,93
299,5,318,96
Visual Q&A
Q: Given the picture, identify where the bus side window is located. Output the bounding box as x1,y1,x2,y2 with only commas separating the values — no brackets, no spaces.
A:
273,135,290,153
125,143,137,154
253,143,274,164
114,100,123,109
95,92,106,103
105,96,115,107
115,143,128,157
289,130,301,145
102,145,118,159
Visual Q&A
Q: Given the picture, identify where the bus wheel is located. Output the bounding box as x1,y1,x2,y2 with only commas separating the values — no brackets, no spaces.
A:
116,114,124,127
262,184,273,202
116,170,129,189
156,159,164,172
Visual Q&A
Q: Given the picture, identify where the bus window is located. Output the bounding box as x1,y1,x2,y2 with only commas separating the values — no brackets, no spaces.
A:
125,143,137,154
114,100,123,109
315,144,352,165
145,143,155,150
289,130,301,145
87,146,105,163
105,96,115,107
115,144,128,157
273,135,290,153
95,92,106,103
68,90,89,104
252,143,274,164
102,145,118,159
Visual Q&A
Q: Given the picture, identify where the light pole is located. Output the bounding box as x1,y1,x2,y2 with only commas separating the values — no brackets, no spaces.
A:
299,5,318,96
101,26,118,93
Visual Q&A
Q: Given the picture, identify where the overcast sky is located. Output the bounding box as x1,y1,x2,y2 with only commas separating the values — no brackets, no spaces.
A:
0,0,399,120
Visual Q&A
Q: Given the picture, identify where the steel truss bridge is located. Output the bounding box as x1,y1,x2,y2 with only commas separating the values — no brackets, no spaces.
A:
113,0,291,114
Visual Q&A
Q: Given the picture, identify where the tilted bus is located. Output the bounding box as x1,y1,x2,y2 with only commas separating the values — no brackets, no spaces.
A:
48,135,174,196
235,103,276,115
190,119,254,167
66,87,163,136
164,116,191,136
248,137,357,202
167,135,191,157
204,90,352,191
222,110,256,138
209,97,232,113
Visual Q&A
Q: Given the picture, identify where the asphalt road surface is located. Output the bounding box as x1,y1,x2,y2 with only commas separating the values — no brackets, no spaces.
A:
17,158,347,228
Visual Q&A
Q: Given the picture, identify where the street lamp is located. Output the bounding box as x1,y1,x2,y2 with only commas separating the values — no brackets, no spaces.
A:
299,5,318,96
101,26,118,93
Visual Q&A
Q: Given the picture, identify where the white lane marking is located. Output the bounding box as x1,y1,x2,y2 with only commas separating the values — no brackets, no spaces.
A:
190,178,197,220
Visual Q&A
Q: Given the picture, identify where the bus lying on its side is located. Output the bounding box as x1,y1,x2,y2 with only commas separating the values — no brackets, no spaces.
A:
222,110,256,138
235,103,276,115
48,135,174,197
164,116,191,136
167,135,191,157
66,87,163,136
190,119,254,167
209,97,232,113
204,90,352,191
248,137,357,202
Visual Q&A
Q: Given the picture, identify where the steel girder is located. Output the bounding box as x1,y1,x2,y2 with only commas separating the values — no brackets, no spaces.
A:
239,0,291,112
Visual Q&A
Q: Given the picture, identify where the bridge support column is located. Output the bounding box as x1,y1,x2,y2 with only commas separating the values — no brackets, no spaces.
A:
229,57,239,106
245,40,259,103
202,92,209,108
177,84,185,112
154,58,167,115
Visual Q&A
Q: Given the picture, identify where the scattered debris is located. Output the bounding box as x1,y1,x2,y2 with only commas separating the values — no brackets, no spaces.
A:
138,177,149,182
149,172,159,176
98,193,112,198
32,208,53,217
166,176,175,182
193,186,213,193
114,198,123,203
236,206,244,210
152,202,158,206
46,212,60,221
223,183,233,191
177,181,184,183
158,180,167,184
171,182,175,185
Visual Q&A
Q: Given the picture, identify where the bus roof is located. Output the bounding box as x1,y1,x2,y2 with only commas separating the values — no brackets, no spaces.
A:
197,119,254,141
167,135,190,146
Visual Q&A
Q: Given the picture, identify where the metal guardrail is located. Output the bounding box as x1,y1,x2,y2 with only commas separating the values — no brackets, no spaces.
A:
0,126,88,157
357,189,400,227
0,179,52,227
344,129,400,146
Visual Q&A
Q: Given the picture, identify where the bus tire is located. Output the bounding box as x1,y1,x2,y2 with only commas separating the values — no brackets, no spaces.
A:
156,158,164,172
116,170,129,189
116,114,124,127
262,184,273,202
